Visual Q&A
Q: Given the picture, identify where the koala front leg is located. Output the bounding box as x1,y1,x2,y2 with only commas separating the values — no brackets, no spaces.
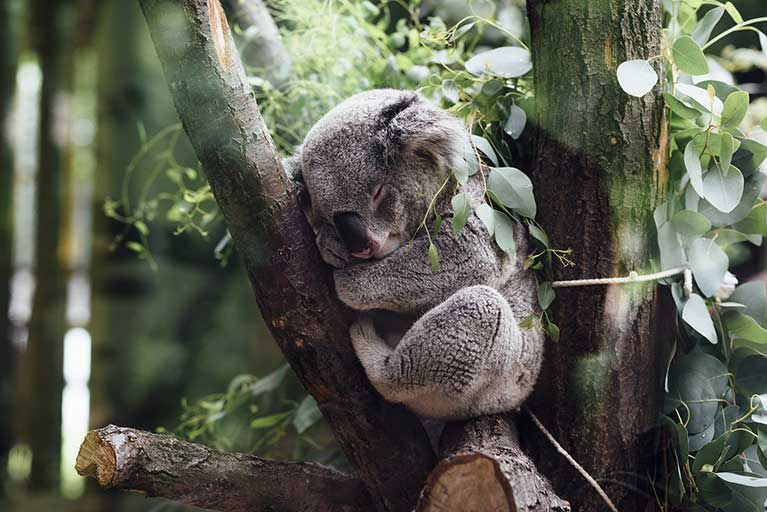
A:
351,285,543,420
336,215,508,313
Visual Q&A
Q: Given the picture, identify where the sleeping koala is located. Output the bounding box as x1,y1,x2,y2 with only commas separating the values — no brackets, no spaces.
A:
287,89,544,420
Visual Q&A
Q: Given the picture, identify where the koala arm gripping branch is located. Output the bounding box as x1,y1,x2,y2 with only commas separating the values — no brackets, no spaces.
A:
333,214,506,313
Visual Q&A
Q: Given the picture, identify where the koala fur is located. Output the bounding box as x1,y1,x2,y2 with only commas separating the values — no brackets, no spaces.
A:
287,89,544,420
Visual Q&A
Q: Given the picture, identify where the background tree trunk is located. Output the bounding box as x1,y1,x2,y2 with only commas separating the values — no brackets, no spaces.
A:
15,0,76,491
0,0,20,495
525,1,665,510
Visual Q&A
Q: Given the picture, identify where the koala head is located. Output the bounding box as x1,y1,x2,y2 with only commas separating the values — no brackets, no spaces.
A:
293,89,469,268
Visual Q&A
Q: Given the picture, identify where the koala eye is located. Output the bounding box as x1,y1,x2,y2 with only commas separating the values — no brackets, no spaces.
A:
370,183,385,208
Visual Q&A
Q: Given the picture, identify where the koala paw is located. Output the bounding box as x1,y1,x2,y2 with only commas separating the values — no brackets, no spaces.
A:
335,265,377,310
349,315,379,354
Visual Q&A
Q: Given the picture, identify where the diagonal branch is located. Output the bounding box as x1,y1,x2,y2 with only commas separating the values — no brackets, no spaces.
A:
134,1,435,510
75,425,372,512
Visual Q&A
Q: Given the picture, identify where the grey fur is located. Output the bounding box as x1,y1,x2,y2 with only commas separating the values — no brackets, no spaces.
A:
289,89,544,420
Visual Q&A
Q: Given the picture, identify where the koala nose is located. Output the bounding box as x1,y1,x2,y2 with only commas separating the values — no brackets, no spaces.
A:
333,212,370,253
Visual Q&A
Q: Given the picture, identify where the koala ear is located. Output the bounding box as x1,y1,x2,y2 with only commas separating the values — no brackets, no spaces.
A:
283,149,317,228
378,93,468,173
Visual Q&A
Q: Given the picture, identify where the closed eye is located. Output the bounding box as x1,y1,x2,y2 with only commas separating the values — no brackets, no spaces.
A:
371,184,385,208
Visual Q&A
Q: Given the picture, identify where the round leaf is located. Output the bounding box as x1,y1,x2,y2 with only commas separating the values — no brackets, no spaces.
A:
721,91,749,129
689,237,729,298
672,35,710,76
736,355,767,396
616,60,658,97
702,164,744,214
493,211,516,256
465,47,532,78
685,140,705,197
671,210,711,237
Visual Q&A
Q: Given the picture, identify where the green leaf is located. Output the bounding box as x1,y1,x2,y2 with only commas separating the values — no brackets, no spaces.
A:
691,7,725,45
544,319,560,342
451,193,471,234
250,411,291,429
476,203,495,235
668,352,727,434
673,35,710,76
504,105,527,140
250,365,290,396
125,241,144,254
683,294,717,343
428,242,439,272
537,282,555,310
293,395,322,434
465,46,532,78
725,312,767,343
734,203,767,236
721,91,749,129
694,433,732,472
528,224,550,247
737,356,767,396
720,132,735,177
732,139,767,176
703,164,744,214
710,229,749,248
471,135,498,166
493,212,516,256
729,282,767,324
658,222,685,271
761,116,767,133
723,1,743,24
689,238,729,298
487,167,536,218
664,92,704,119
441,79,459,103
671,210,711,237
715,472,767,487
685,140,705,196
616,60,659,97
698,471,733,507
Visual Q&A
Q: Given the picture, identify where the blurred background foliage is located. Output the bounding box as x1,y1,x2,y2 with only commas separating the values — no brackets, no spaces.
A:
0,0,765,511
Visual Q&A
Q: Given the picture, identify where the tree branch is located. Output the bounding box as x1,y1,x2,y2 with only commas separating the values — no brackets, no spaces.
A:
75,425,372,512
418,415,571,512
221,0,291,82
135,1,435,510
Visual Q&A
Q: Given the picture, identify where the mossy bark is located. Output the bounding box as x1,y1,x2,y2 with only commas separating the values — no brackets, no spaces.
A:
525,1,665,510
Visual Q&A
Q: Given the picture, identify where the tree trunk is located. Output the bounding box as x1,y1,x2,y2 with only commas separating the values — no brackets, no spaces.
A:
136,1,435,510
0,0,19,494
221,0,291,83
15,0,75,491
525,1,665,510
75,425,372,512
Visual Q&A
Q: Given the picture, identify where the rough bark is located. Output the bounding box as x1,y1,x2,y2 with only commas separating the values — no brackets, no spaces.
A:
525,1,665,510
75,425,372,512
136,1,435,510
0,0,19,492
221,0,291,82
418,415,570,512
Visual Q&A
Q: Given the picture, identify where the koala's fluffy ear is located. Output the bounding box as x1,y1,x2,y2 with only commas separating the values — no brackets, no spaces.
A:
377,93,468,173
283,149,317,228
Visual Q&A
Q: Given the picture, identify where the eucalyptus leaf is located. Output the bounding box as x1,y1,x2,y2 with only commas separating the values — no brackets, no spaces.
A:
737,356,767,396
716,472,767,488
293,395,322,434
720,132,735,177
702,164,743,214
451,193,471,234
472,135,498,166
721,91,749,129
476,203,495,235
428,242,439,272
537,282,555,310
658,223,685,270
734,203,767,236
616,60,659,97
723,1,743,24
671,210,711,237
724,311,767,343
487,167,536,218
689,238,729,298
685,140,705,196
504,105,527,140
664,92,704,119
691,7,725,45
729,282,767,324
682,294,718,343
441,79,459,103
465,46,532,78
493,211,516,256
673,36,710,76
676,83,724,115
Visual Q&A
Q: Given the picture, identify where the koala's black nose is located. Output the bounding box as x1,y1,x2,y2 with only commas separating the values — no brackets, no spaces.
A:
333,212,370,253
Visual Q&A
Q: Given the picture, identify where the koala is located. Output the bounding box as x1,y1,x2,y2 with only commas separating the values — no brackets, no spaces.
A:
287,89,544,420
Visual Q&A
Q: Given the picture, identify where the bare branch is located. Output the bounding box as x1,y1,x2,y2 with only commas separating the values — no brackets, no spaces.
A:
75,425,372,512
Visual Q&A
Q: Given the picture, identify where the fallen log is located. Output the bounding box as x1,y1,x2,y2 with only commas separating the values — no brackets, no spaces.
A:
75,425,372,512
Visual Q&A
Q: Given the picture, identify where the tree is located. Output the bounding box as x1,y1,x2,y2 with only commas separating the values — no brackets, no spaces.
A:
77,0,665,510
525,1,665,510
